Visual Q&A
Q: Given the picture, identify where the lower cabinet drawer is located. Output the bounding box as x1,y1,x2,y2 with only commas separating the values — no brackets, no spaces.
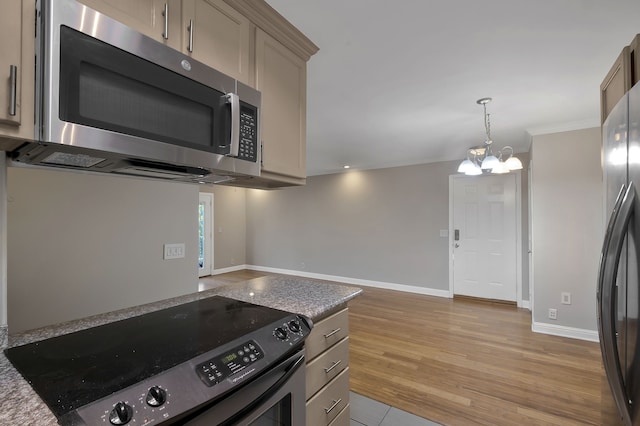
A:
306,367,350,426
306,337,349,399
328,404,350,426
306,308,349,361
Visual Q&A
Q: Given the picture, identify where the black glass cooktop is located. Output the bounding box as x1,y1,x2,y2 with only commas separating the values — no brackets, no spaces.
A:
4,296,292,418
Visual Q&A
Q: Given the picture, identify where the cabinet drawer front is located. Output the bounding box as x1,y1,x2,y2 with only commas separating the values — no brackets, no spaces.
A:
306,337,349,399
306,367,350,426
306,308,349,361
328,404,350,426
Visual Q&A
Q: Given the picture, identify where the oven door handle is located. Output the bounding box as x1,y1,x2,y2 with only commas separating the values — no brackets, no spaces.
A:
218,351,306,426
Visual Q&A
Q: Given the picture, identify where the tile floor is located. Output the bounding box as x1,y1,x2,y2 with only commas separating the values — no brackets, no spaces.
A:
349,392,441,426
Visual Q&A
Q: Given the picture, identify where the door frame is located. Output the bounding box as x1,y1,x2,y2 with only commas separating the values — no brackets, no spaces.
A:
448,172,523,307
198,192,214,277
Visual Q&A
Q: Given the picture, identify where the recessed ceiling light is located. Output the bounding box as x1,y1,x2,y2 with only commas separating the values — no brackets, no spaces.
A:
343,165,350,169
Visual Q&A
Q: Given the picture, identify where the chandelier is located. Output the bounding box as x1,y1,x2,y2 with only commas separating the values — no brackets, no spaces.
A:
457,97,522,175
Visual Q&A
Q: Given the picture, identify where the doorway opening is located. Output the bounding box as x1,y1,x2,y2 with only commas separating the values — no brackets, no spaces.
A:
199,193,213,277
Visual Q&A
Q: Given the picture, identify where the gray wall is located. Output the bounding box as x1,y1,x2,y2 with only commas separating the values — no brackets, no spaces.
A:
530,127,602,330
247,160,503,291
7,167,199,333
200,184,247,270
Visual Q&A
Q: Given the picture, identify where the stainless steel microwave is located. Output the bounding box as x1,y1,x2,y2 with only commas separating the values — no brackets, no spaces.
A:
11,0,261,183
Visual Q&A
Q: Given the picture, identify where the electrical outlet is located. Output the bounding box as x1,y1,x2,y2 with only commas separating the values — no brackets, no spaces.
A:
164,243,185,260
561,292,571,305
548,308,557,320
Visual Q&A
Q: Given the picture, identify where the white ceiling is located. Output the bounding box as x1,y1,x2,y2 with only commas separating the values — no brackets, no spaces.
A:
264,0,640,176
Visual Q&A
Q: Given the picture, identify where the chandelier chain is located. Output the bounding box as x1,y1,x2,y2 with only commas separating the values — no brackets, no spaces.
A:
484,103,491,143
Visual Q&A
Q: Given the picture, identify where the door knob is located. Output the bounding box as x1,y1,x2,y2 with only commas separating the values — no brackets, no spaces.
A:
455,243,459,248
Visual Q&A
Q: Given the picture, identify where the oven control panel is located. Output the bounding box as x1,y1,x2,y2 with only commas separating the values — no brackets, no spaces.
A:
196,340,264,387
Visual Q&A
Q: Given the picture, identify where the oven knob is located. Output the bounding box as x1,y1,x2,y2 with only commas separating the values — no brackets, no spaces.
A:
288,320,301,333
146,386,167,407
274,327,288,340
109,401,133,425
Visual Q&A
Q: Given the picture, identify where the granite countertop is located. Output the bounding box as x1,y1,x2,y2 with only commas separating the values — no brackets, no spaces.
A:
0,275,361,425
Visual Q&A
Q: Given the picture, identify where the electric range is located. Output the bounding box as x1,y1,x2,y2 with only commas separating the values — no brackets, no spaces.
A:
4,295,312,425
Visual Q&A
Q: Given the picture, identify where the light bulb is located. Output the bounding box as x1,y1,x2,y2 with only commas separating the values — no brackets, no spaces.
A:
504,156,523,170
457,159,474,173
491,161,509,174
481,155,499,170
465,164,482,176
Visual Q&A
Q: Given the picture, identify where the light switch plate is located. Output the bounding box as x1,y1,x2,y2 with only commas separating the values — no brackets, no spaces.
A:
164,243,185,260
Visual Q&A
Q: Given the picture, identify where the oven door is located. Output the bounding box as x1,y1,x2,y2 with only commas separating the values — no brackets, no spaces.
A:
181,349,306,426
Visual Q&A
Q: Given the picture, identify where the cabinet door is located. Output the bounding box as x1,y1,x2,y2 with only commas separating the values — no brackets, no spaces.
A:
78,0,180,50
631,34,640,88
181,0,251,84
0,0,34,146
601,46,632,124
256,29,307,180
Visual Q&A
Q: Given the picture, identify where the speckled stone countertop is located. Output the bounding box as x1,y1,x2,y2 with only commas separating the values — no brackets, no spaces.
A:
0,275,361,425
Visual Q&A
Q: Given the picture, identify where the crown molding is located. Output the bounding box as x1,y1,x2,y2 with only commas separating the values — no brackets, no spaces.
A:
224,0,319,61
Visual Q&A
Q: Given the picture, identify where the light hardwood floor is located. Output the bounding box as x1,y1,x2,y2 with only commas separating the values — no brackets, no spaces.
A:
202,271,617,425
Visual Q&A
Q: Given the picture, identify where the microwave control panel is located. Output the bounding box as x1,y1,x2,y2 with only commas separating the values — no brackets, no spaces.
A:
238,105,258,162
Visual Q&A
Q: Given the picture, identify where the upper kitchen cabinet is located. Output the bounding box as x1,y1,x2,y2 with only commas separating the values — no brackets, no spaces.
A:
601,34,640,124
224,0,318,188
181,0,251,85
631,34,640,88
256,29,307,182
78,0,181,50
0,0,35,151
601,47,632,124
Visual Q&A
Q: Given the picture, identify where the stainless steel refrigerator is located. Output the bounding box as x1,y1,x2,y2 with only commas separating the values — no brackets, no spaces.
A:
599,80,640,425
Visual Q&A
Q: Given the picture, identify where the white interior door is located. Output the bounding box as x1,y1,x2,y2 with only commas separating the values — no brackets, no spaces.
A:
198,193,213,277
452,174,517,301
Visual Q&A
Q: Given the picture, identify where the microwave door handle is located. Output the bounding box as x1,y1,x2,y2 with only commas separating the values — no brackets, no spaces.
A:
598,182,635,426
226,93,240,157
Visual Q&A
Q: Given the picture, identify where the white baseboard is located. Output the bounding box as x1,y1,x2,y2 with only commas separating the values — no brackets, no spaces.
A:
519,300,531,310
532,321,599,342
246,265,452,298
209,264,249,275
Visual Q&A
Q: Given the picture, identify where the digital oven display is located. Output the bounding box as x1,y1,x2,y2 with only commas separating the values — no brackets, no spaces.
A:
195,340,264,387
221,353,237,364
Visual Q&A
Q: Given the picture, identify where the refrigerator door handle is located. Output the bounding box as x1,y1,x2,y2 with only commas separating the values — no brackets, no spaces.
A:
598,182,635,426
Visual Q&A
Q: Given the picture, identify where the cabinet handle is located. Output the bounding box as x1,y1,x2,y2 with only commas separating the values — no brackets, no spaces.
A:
323,360,342,373
187,19,194,52
162,3,168,40
324,398,342,414
260,141,264,166
9,65,17,116
323,328,341,339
